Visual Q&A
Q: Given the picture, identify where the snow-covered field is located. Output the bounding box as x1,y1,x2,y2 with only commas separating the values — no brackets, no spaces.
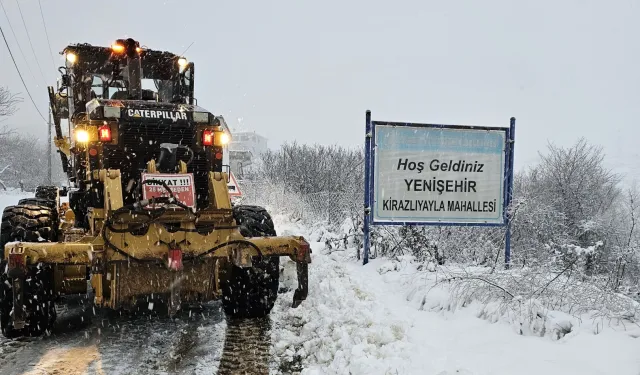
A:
270,214,640,375
0,190,639,374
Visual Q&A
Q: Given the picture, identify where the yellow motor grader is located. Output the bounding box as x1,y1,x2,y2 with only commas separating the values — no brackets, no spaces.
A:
0,38,311,338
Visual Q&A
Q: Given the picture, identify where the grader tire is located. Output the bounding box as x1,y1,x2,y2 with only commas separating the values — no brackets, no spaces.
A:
0,204,58,257
34,185,60,202
0,203,58,338
221,205,280,319
17,198,59,232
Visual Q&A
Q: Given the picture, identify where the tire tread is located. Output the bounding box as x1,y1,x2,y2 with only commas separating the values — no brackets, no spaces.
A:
221,205,280,319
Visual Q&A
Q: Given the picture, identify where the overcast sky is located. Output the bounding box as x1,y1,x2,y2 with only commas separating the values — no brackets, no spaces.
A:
1,0,638,181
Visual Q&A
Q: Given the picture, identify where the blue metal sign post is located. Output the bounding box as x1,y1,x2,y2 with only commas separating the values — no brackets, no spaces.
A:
503,117,516,268
363,110,373,265
362,111,516,266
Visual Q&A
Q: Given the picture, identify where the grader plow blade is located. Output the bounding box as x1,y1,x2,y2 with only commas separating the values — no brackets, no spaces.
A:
3,227,311,311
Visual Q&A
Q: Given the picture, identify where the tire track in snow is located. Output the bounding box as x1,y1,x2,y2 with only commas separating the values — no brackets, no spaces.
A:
217,317,272,375
0,300,287,374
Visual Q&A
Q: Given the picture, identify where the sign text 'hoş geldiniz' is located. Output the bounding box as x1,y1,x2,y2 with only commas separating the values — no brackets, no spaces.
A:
372,125,508,225
141,173,196,209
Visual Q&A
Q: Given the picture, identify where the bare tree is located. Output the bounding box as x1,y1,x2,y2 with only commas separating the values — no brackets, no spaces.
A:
0,87,22,187
0,86,22,120
0,87,64,189
259,142,364,196
624,182,639,248
532,138,622,274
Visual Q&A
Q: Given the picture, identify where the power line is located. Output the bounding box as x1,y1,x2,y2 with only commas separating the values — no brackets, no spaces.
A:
179,41,195,57
0,23,47,123
38,0,55,186
14,0,47,86
37,0,56,72
0,0,37,85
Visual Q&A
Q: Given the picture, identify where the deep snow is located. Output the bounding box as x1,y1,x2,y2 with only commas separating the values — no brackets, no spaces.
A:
270,214,640,375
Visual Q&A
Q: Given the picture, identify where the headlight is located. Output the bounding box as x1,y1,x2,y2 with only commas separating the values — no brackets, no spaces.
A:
219,132,230,145
111,44,125,53
66,53,77,64
75,129,89,143
178,57,188,73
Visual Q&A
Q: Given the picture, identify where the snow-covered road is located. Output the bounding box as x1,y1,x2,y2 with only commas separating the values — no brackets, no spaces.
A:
0,300,229,374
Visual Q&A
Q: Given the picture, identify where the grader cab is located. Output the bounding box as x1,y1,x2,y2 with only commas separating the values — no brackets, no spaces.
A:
0,38,311,338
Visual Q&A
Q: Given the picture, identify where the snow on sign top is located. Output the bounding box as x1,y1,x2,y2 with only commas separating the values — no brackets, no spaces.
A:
372,124,508,225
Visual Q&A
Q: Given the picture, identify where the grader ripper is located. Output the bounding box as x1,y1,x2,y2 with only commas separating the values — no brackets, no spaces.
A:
0,38,311,338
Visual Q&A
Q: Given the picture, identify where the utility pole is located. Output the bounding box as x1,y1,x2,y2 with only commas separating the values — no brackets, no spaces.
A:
47,108,52,185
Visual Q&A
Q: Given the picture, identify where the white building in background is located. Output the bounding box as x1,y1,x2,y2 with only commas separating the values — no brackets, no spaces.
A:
229,131,268,156
228,130,268,179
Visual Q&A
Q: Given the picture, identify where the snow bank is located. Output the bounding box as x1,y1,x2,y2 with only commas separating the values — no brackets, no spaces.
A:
269,215,413,374
406,262,640,340
269,216,640,374
362,256,640,375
